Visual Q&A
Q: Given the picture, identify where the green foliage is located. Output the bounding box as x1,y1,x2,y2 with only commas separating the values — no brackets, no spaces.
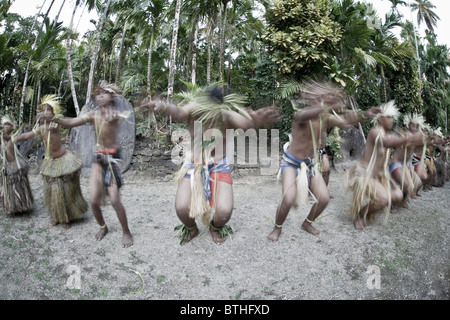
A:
384,49,423,115
263,0,342,77
422,81,446,129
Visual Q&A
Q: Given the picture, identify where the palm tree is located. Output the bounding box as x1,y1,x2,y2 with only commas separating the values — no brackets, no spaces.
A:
66,0,85,114
167,0,182,101
409,0,440,76
22,19,65,122
388,0,407,16
85,0,113,104
410,0,440,32
18,0,47,124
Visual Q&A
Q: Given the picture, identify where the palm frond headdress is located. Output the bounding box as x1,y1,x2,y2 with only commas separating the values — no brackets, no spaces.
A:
39,94,62,115
190,86,250,123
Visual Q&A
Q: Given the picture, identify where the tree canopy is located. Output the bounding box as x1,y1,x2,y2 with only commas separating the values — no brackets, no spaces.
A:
1,0,449,137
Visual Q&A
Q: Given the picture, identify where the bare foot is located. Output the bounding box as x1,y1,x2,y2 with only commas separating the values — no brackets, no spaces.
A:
267,227,282,242
301,220,320,236
95,226,108,241
51,221,58,227
122,232,133,248
390,207,399,214
210,228,227,245
181,228,199,245
175,224,199,245
354,217,365,231
62,223,71,230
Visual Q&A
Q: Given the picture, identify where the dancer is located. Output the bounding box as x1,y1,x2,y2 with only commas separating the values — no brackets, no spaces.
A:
13,95,87,228
0,116,34,216
54,82,133,247
140,86,278,245
267,81,380,241
347,101,423,230
389,113,425,209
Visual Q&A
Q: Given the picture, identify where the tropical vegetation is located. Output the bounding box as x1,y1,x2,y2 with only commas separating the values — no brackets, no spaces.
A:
1,0,449,144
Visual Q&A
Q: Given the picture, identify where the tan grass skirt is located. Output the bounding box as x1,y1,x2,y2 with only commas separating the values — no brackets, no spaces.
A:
41,150,88,224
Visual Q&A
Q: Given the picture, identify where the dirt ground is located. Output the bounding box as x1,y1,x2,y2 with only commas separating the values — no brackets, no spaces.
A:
0,159,449,301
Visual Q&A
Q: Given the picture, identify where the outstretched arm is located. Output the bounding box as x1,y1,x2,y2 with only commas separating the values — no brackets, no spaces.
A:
12,130,37,143
329,107,381,128
293,104,325,124
55,113,92,128
139,100,190,122
222,104,279,130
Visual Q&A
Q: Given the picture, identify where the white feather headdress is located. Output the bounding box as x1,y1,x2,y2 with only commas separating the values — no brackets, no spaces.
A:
374,100,399,124
403,113,425,129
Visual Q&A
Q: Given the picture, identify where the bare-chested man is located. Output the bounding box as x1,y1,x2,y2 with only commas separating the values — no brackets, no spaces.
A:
347,101,424,230
1,116,34,216
389,113,426,209
140,86,278,245
14,96,87,228
411,125,433,196
267,81,380,242
54,82,133,247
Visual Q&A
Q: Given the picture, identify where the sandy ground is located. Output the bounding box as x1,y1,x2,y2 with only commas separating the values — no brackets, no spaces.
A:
0,162,449,301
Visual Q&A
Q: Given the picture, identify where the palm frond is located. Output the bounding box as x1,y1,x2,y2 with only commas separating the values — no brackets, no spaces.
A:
276,78,302,99
191,92,250,123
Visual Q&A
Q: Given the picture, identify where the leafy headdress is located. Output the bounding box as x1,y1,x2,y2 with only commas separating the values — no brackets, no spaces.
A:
39,94,62,115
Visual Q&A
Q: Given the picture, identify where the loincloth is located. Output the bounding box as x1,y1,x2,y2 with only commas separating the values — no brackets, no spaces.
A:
94,148,123,189
278,150,315,207
176,157,232,223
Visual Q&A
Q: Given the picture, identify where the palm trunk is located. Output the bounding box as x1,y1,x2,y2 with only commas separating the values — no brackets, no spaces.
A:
206,22,212,86
167,0,182,101
115,21,128,83
86,0,112,104
147,31,154,99
380,65,388,103
54,0,66,22
66,2,80,114
408,1,421,76
191,18,199,85
218,2,228,83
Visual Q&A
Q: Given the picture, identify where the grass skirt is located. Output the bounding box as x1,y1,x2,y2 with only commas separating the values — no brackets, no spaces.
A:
1,156,34,215
346,161,389,223
41,150,88,224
